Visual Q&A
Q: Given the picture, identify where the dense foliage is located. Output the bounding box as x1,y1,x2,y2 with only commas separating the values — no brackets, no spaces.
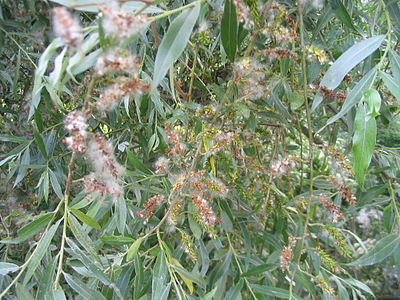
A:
1,0,400,299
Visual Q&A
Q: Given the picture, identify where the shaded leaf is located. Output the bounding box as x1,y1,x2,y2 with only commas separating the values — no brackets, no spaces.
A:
221,0,237,62
381,72,400,102
64,272,107,300
152,252,170,300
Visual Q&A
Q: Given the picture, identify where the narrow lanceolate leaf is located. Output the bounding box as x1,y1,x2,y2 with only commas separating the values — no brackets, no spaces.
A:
14,148,30,187
0,262,20,275
331,0,357,32
23,220,61,285
312,35,384,111
348,233,400,266
64,273,107,300
352,104,376,186
323,67,377,129
320,35,384,89
100,236,135,245
70,208,101,230
381,72,400,102
152,3,200,88
126,237,144,261
29,39,63,119
251,284,301,299
1,213,54,244
221,0,238,62
389,49,400,80
152,252,170,300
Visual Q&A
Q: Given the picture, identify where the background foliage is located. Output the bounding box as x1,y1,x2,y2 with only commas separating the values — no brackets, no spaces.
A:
1,0,400,299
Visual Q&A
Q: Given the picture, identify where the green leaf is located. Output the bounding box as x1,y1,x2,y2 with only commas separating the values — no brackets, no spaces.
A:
67,214,97,254
348,233,400,266
170,263,206,288
221,0,237,62
34,109,44,133
114,264,135,300
66,238,111,285
389,49,400,80
29,38,63,119
312,35,384,111
126,237,144,261
63,272,107,300
45,288,67,300
251,284,300,299
188,202,202,239
331,0,357,32
48,47,66,87
381,72,400,102
16,283,35,300
36,257,57,300
152,252,170,300
346,278,375,296
352,103,377,186
0,262,20,275
1,213,54,244
169,258,195,294
126,149,152,174
313,6,334,36
23,220,61,285
200,287,217,300
49,169,64,199
14,148,30,187
241,264,276,277
0,135,28,143
43,170,50,202
134,253,144,300
70,208,101,230
384,1,400,39
35,132,48,160
323,67,377,129
335,278,349,300
321,35,383,89
363,89,381,117
152,3,200,88
101,236,135,245
224,278,243,300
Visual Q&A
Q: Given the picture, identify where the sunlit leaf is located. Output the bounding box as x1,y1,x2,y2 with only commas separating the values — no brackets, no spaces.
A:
152,3,200,88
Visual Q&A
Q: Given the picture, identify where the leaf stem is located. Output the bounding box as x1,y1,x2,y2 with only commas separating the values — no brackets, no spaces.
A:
54,151,76,288
289,3,315,299
149,0,205,23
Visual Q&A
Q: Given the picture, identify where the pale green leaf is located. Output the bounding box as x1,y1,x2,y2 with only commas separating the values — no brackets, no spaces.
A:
323,67,377,128
152,3,200,88
0,262,20,275
23,220,61,285
381,72,400,102
348,233,400,266
63,272,107,300
312,35,384,111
